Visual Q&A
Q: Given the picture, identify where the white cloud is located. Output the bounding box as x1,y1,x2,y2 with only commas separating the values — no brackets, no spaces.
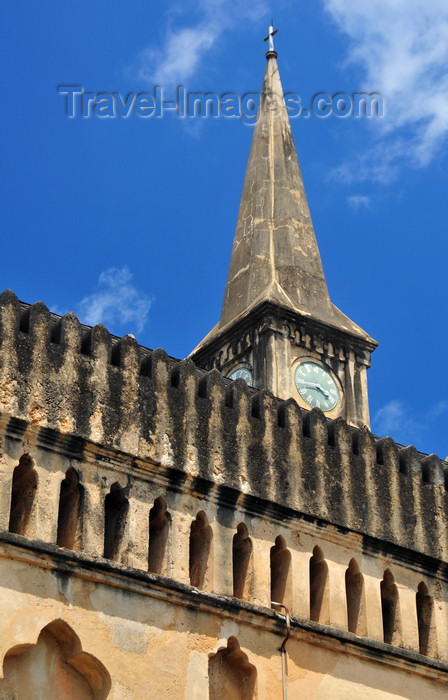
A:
77,266,152,334
373,400,415,438
322,0,448,180
347,194,370,211
135,0,267,87
373,399,448,445
137,26,216,87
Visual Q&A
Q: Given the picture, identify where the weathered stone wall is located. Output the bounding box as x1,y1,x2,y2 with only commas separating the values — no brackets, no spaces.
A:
1,290,446,562
0,410,447,662
1,539,447,699
1,289,448,696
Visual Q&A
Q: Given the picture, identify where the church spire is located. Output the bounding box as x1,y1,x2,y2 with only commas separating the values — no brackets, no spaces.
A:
217,32,370,340
191,32,376,428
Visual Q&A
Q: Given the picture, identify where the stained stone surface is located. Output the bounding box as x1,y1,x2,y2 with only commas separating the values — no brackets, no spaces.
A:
199,55,375,346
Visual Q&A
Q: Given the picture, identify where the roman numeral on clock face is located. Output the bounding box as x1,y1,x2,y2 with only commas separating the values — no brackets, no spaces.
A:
293,360,341,412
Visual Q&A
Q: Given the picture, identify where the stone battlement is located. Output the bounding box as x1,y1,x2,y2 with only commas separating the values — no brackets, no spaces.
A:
0,290,447,560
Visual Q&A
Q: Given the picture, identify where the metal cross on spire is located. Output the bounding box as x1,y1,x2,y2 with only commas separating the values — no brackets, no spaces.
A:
264,21,278,53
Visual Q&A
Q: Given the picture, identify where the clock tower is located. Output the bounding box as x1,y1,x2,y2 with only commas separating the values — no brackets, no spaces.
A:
190,31,377,428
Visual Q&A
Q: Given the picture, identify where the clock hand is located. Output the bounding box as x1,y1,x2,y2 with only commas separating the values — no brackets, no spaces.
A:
315,383,330,399
296,380,319,389
298,379,330,398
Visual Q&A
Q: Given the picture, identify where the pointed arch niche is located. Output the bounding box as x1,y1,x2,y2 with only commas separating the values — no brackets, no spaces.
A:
0,619,111,699
345,558,367,636
380,569,402,645
309,546,330,624
416,581,438,657
148,496,171,575
8,453,38,536
209,637,257,700
103,482,129,562
189,511,213,590
232,523,253,600
56,468,84,550
270,535,292,610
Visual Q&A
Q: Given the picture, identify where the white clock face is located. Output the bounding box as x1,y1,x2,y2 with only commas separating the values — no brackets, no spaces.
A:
294,361,340,412
228,367,253,386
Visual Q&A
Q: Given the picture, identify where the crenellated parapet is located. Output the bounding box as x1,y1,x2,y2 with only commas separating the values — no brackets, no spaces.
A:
0,290,447,560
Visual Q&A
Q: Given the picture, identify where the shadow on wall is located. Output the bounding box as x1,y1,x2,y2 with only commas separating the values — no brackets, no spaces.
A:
233,522,253,600
189,511,213,590
381,569,402,646
345,559,367,636
0,619,111,699
270,535,292,611
209,637,257,700
148,496,171,575
310,545,330,625
104,482,129,561
57,467,84,550
4,453,442,661
8,453,38,536
416,581,438,657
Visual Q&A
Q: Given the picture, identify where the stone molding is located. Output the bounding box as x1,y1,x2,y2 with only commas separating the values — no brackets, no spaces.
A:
0,290,447,561
1,533,447,683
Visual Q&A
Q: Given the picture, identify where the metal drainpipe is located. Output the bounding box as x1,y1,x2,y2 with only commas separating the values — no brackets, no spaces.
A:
271,602,291,700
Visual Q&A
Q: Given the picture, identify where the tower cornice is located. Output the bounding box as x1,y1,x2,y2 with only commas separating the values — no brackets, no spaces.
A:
191,300,377,371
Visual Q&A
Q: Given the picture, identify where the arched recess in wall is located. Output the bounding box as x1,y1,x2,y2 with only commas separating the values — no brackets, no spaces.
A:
56,468,84,550
270,535,292,610
8,453,38,536
148,496,171,575
232,523,253,600
209,636,257,700
309,546,330,624
380,569,402,645
189,510,213,590
416,581,438,657
345,558,367,636
0,619,111,699
103,482,129,562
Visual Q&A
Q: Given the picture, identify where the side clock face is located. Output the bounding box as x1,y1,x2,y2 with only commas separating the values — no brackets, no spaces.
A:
294,361,340,412
227,367,253,386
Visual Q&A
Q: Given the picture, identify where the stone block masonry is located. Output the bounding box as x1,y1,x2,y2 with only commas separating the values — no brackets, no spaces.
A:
0,289,446,564
0,289,448,697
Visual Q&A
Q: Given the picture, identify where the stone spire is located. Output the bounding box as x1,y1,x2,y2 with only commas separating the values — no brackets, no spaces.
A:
212,45,372,343
191,37,376,428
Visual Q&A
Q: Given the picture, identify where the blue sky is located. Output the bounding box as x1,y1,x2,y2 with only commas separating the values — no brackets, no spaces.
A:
1,1,447,460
